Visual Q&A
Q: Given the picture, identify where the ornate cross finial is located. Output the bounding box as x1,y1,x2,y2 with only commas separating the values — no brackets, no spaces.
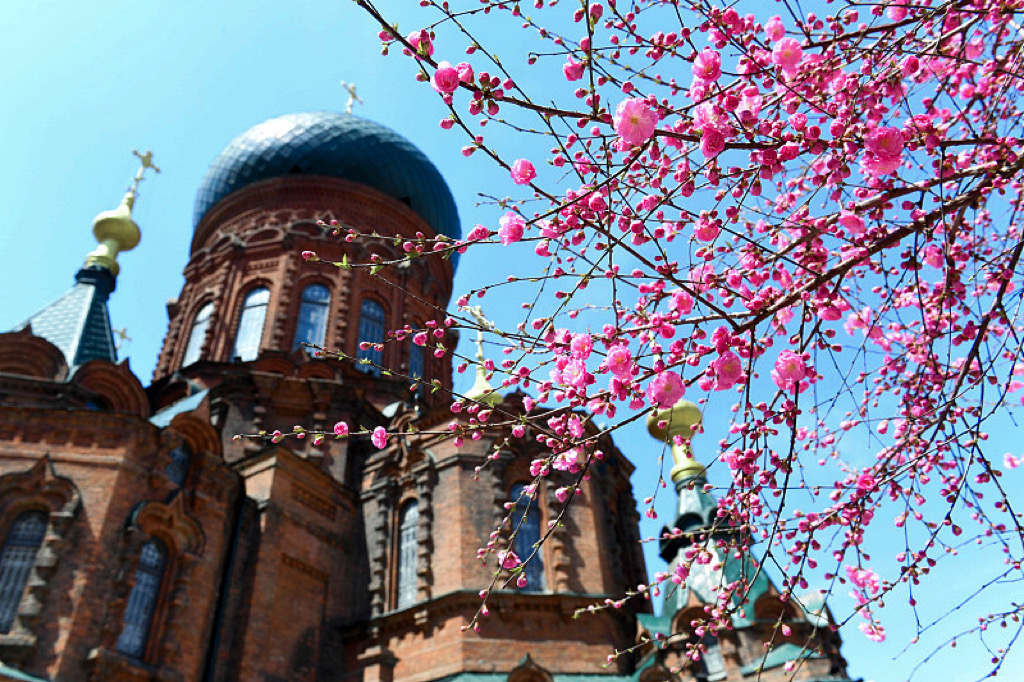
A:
126,149,161,209
340,81,364,114
466,306,496,361
112,327,132,351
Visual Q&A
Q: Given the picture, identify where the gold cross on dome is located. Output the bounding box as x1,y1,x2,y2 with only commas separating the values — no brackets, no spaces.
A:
126,149,161,206
340,81,364,114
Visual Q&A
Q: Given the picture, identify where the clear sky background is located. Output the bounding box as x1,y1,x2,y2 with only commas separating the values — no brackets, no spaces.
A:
2,2,1022,681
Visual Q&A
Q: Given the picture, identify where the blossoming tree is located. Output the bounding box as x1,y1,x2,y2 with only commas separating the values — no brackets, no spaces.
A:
300,0,1024,676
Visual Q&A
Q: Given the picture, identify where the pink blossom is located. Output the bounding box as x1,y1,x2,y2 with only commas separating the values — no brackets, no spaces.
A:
510,159,537,185
1005,453,1021,470
467,224,491,241
772,37,803,72
862,126,905,176
570,333,593,359
709,351,743,390
862,152,903,177
498,549,521,569
670,289,694,315
865,127,905,158
692,49,722,82
333,421,349,436
886,3,908,20
553,448,581,471
614,98,658,147
846,565,881,594
858,622,886,643
413,331,428,346
371,426,388,449
431,61,460,93
554,486,570,502
561,358,589,388
772,350,807,392
603,346,634,377
455,62,474,83
700,130,726,158
765,15,786,42
301,250,318,261
406,29,434,57
498,212,526,245
650,370,685,408
839,211,865,235
563,56,585,81
856,472,877,493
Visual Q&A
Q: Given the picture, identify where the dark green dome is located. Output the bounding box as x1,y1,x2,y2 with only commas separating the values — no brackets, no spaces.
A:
193,112,461,242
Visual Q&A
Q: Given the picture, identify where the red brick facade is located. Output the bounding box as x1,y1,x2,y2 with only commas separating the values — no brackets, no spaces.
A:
0,119,849,682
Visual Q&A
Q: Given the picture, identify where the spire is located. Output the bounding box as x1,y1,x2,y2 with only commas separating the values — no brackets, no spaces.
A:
646,398,704,482
85,149,159,276
463,306,502,406
10,151,158,369
648,399,721,562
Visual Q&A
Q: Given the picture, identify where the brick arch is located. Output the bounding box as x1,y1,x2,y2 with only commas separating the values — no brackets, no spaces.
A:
164,410,221,460
129,494,204,558
0,456,82,523
71,359,150,417
508,654,553,682
0,329,68,381
753,591,801,623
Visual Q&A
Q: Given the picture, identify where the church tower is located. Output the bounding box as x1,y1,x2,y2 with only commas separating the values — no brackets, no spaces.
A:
0,114,852,682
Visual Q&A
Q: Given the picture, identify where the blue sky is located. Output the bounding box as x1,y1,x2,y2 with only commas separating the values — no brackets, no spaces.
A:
3,2,1023,680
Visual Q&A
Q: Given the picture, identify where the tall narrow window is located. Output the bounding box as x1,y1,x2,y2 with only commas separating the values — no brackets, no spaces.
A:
116,539,167,659
396,501,419,609
181,302,213,367
0,511,47,633
293,284,331,352
356,299,386,376
232,288,270,362
510,484,544,591
165,445,190,487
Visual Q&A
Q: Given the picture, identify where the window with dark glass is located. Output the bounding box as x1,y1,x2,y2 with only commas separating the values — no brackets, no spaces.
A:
0,511,47,633
356,299,386,375
232,288,270,362
510,484,544,591
396,501,419,609
181,302,213,367
116,539,167,659
293,283,331,352
165,445,190,487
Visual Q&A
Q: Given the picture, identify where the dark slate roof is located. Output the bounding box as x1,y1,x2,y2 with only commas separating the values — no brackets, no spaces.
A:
739,642,824,676
12,266,117,369
193,112,462,243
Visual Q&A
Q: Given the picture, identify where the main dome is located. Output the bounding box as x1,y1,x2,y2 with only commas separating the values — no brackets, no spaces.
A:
193,112,461,240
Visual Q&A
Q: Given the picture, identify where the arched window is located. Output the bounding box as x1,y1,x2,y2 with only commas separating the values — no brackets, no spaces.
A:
0,511,47,633
181,302,213,367
293,284,331,352
396,501,419,609
356,299,386,375
232,288,270,362
116,538,167,659
510,484,544,592
165,445,190,487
